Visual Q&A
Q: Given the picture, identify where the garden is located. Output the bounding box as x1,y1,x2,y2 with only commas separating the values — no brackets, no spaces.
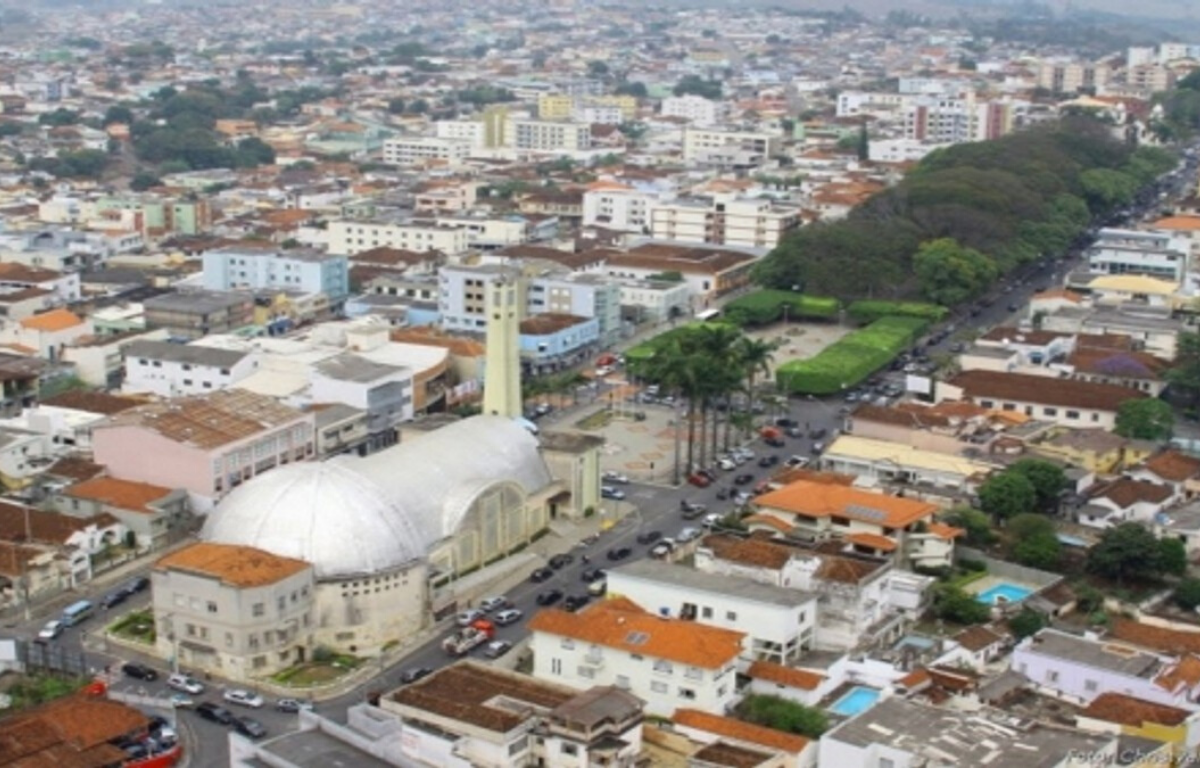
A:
775,315,929,395
270,646,365,688
109,610,156,644
722,290,840,327
845,300,947,324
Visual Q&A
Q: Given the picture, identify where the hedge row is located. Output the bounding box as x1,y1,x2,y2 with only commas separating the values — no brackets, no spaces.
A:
723,290,841,326
624,320,738,362
846,300,947,325
776,316,929,395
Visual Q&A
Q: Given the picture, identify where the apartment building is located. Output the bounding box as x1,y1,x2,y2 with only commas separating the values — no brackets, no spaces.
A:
202,245,350,302
142,291,255,341
682,127,780,167
649,196,800,249
614,276,691,323
379,662,645,768
1086,228,1191,283
327,219,471,256
606,560,818,664
835,91,910,118
539,93,637,122
91,389,315,510
510,119,592,152
604,242,758,302
439,263,521,331
122,339,259,398
434,118,488,147
382,136,473,166
529,597,744,717
1037,60,1111,93
152,541,315,682
529,272,622,346
660,95,729,125
581,182,657,233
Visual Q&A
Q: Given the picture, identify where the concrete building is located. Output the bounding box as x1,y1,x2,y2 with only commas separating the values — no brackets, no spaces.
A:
605,560,818,664
529,272,622,347
818,435,999,493
201,245,350,303
519,313,600,375
614,277,691,324
661,95,729,126
56,476,191,552
142,291,256,340
649,197,800,250
529,597,744,717
483,274,521,420
1037,60,1111,93
941,370,1147,431
603,243,758,304
378,662,645,768
510,119,592,153
327,220,471,257
122,339,259,398
382,137,473,166
682,128,780,168
1086,228,1191,283
582,183,657,234
90,389,315,510
152,542,315,682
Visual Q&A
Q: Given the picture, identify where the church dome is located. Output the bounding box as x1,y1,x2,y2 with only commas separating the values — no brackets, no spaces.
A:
201,462,425,579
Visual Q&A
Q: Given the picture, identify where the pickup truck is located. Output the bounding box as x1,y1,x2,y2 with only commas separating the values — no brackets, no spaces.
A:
442,619,495,656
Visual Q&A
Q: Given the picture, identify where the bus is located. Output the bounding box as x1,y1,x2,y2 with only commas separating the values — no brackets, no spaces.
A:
695,308,721,322
61,599,94,627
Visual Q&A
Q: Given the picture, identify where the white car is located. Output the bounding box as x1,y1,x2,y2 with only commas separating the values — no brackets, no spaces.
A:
457,609,484,626
785,455,810,469
600,486,626,500
480,596,509,612
37,620,63,641
595,365,614,377
718,458,736,471
677,527,702,543
167,673,205,695
702,513,723,529
494,608,523,626
650,539,676,558
223,689,265,708
602,471,630,484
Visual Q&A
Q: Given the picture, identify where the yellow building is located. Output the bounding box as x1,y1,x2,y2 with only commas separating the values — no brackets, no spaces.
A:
1029,427,1152,475
1076,692,1199,765
592,95,637,121
538,94,576,120
482,105,511,148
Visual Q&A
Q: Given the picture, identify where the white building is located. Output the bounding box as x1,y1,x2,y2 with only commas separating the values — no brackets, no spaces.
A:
434,120,487,147
650,196,800,249
201,245,350,301
528,272,622,346
572,105,622,125
327,219,471,256
529,597,744,717
122,339,260,398
1087,228,1191,284
582,183,657,234
660,95,729,126
605,560,817,664
681,128,780,166
382,137,473,166
614,277,691,324
510,119,592,153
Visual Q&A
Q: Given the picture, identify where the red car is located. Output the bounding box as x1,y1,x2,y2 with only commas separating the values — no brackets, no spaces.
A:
687,472,712,487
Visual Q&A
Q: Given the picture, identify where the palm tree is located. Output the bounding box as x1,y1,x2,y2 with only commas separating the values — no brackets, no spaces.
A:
638,339,699,484
696,325,743,466
736,336,779,430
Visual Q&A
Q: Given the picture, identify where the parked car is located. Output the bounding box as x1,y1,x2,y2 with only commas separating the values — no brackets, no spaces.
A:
808,427,827,440
764,436,786,447
167,673,204,695
734,490,753,505
484,640,513,659
480,596,510,613
602,471,630,484
680,500,707,514
715,487,730,500
276,698,315,713
457,609,484,626
650,539,676,558
677,527,702,543
530,567,554,583
702,513,723,529
223,689,265,709
234,716,267,739
169,693,194,709
548,553,574,569
600,486,626,500
536,589,564,606
687,472,711,488
636,530,662,545
588,578,608,596
785,455,809,469
195,703,235,725
399,667,433,684
121,576,150,596
564,594,591,612
100,591,128,610
758,455,779,468
811,442,825,454
122,663,158,681
494,608,523,626
717,457,737,471
581,568,606,583
733,473,754,486
605,546,632,561
37,620,63,641
775,417,797,428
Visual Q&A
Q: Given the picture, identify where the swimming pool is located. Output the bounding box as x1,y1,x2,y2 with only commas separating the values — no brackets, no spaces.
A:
976,582,1033,605
830,686,881,717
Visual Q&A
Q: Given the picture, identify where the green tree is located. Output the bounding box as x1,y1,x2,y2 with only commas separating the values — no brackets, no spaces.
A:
934,584,990,624
1173,578,1200,610
1012,531,1061,570
1114,398,1174,440
103,105,134,126
673,75,722,99
1169,332,1200,407
587,60,609,78
1008,608,1048,639
615,81,647,98
38,108,80,126
856,122,869,161
740,694,828,738
913,238,999,306
944,507,994,546
978,472,1036,521
1087,523,1179,584
1009,458,1067,512
387,98,405,115
129,171,162,191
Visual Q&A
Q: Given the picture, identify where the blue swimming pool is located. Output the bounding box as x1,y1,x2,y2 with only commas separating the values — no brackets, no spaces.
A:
976,583,1033,605
830,686,881,717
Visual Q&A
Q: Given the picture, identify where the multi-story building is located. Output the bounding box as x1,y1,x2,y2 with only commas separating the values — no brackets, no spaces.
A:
438,264,521,332
91,389,315,510
942,370,1148,431
649,196,800,249
606,560,818,665
682,128,780,167
1086,228,1191,283
529,596,744,717
378,662,645,768
94,194,212,237
0,262,80,306
661,95,729,125
614,276,691,324
582,182,657,233
201,245,349,302
903,95,974,144
152,541,315,682
327,219,471,256
519,313,600,375
142,291,256,340
509,119,592,153
122,339,259,398
381,137,473,166
434,119,488,147
604,242,758,303
529,272,622,346
433,214,529,250
1037,60,1111,93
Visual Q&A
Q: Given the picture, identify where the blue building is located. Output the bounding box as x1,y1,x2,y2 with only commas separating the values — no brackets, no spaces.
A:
519,313,600,375
202,245,350,304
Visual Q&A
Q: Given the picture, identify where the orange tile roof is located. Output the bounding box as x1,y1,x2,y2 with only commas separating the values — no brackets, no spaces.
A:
63,477,175,514
1080,692,1190,727
673,709,810,754
1142,450,1200,483
743,514,792,533
1032,288,1084,303
529,597,744,669
746,661,825,691
155,542,310,588
1156,655,1200,692
898,668,932,689
756,480,938,529
927,522,965,540
845,532,898,552
19,308,83,332
1151,214,1200,231
1112,619,1200,656
0,693,147,766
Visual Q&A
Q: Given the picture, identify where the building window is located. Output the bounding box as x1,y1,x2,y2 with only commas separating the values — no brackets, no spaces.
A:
206,601,217,614
1046,670,1059,684
225,632,233,648
1043,407,1057,416
654,659,673,675
651,680,668,693
561,744,578,756
616,675,631,689
1066,410,1080,420
252,603,264,617
551,658,562,675
560,638,575,650
726,611,737,621
678,687,696,700
1084,679,1098,692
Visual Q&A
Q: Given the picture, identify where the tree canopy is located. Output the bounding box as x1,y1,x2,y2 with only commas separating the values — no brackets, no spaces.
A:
1114,398,1174,441
913,238,999,306
1087,523,1187,584
978,472,1036,520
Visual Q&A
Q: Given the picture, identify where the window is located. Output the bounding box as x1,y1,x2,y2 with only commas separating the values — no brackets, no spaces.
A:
561,638,575,650
182,379,193,386
701,606,713,619
1066,410,1080,420
653,659,673,675
508,737,529,756
225,632,234,648
1043,407,1057,416
561,744,578,756
651,680,668,693
616,675,631,689
678,687,696,700
1084,679,1098,692
206,601,217,614
551,658,562,675
726,611,737,621
1046,670,1059,684
881,759,896,768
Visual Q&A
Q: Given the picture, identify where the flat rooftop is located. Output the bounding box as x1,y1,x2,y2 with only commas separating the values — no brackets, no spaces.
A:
1021,630,1161,678
610,559,817,608
260,727,396,768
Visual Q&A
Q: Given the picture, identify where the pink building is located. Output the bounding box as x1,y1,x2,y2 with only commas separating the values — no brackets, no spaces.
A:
91,389,315,511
